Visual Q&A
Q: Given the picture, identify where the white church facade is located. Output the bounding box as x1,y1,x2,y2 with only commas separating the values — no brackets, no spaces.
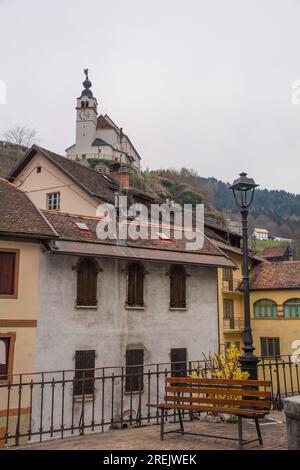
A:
66,69,141,171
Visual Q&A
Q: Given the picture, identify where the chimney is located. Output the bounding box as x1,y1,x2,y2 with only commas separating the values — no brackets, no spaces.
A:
110,169,130,189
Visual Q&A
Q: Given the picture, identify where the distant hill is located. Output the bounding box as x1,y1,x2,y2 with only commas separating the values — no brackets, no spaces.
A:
0,141,27,177
139,168,300,258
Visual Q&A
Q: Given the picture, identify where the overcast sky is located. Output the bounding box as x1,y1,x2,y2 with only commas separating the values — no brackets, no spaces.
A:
1,0,300,193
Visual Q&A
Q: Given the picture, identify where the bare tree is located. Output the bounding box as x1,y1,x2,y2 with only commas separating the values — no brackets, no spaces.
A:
3,125,40,147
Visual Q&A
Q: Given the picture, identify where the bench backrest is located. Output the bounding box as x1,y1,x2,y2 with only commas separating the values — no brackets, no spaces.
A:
165,377,272,410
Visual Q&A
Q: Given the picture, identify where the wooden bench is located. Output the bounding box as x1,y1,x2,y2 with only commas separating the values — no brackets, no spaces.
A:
147,377,272,449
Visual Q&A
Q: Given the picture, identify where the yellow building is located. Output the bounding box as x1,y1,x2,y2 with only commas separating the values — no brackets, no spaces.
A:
250,261,300,358
0,179,55,446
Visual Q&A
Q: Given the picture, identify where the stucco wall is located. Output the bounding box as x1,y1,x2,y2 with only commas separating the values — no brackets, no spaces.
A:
0,240,39,422
13,152,99,216
30,253,219,440
251,289,300,357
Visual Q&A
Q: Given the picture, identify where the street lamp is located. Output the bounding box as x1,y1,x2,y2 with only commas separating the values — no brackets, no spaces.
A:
229,172,259,380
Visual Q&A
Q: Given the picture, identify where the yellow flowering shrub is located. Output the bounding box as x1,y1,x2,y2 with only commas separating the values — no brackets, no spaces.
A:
193,344,249,381
190,344,249,410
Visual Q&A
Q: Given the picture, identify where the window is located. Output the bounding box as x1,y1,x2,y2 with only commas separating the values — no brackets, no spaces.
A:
0,338,10,380
47,192,60,210
76,258,99,307
222,268,233,290
254,299,278,318
171,348,187,377
260,337,280,357
0,251,18,297
126,262,144,307
125,349,144,392
169,265,187,308
36,166,41,173
223,299,234,318
74,350,95,396
283,299,300,318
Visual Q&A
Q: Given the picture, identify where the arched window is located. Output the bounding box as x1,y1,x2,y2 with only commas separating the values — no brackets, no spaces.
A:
85,101,89,107
81,101,85,107
283,299,300,318
126,262,144,307
76,258,99,306
254,299,278,318
170,265,187,308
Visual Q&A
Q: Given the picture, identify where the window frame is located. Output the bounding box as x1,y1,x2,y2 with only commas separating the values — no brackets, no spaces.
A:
125,348,144,393
254,298,278,319
169,265,187,309
170,348,187,377
0,333,16,382
46,192,61,211
260,337,281,358
283,298,300,318
73,350,96,396
74,257,100,308
0,249,20,299
126,262,145,308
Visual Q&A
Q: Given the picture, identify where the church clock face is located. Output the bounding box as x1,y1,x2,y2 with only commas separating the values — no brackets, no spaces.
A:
78,110,91,121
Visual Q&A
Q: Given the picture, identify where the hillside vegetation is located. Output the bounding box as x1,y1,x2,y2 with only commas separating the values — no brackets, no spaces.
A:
134,168,300,257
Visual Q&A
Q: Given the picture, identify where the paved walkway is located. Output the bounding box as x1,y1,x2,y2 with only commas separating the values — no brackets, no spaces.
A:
21,411,287,450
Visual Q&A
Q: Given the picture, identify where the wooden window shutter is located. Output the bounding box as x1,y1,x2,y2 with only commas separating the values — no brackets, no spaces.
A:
0,338,10,379
127,263,144,307
74,350,95,395
170,265,186,308
76,258,98,306
125,349,144,392
0,252,15,295
171,348,187,377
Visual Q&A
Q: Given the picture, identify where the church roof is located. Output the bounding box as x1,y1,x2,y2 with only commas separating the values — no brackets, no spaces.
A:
91,138,112,147
8,145,120,204
96,114,141,160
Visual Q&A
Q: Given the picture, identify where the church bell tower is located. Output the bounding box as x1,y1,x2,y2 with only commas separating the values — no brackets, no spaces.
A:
75,69,98,157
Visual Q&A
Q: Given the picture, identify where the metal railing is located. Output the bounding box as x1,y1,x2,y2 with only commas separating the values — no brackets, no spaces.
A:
0,356,299,447
223,317,245,331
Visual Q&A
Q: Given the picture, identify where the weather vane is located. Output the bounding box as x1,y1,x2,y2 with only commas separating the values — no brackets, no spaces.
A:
84,68,89,78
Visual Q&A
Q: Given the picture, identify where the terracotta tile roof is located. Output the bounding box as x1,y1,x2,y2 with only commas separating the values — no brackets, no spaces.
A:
261,246,289,258
214,240,265,262
41,210,228,257
0,179,55,238
249,261,300,290
8,145,119,204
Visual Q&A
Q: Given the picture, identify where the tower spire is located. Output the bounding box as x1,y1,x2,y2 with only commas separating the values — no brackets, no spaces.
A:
81,68,93,98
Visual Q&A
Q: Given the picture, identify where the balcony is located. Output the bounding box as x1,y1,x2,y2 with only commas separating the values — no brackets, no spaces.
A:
223,317,245,332
222,279,242,294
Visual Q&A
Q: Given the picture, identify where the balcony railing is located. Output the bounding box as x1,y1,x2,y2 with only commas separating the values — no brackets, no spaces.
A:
222,279,242,293
223,317,245,332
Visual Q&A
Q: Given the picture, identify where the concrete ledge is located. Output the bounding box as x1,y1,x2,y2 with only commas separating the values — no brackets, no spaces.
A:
284,395,300,449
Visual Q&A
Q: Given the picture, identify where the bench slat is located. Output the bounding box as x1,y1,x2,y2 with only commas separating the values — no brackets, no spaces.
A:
165,377,270,387
147,403,268,417
164,395,271,409
165,386,270,398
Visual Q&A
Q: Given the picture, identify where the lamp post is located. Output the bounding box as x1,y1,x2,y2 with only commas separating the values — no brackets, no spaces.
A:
229,172,259,380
